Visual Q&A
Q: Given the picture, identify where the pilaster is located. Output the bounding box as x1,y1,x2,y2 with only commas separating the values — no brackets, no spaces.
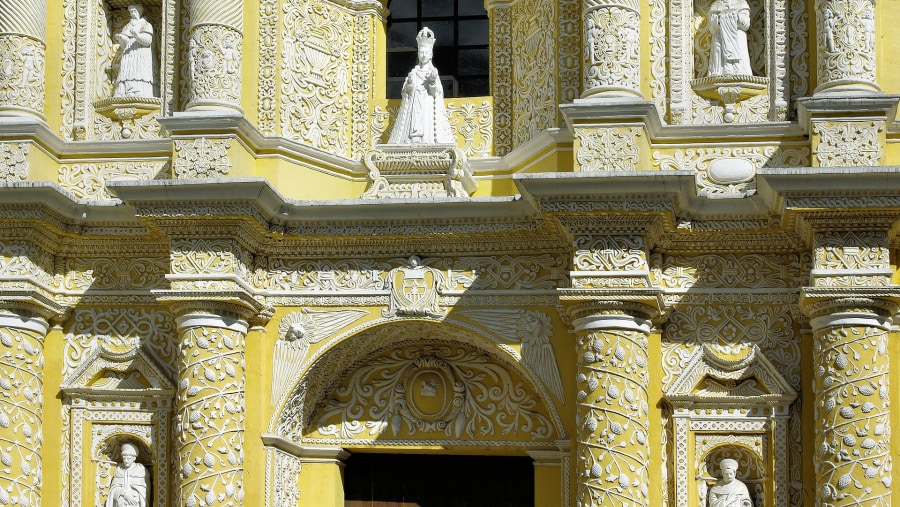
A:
185,0,243,112
796,95,898,168
0,287,66,507
799,216,900,507
0,0,47,119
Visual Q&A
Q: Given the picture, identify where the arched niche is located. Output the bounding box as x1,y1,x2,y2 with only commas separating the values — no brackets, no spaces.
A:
269,318,565,445
664,345,797,507
95,435,154,507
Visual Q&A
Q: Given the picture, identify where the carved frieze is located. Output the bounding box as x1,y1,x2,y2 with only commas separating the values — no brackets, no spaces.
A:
813,121,883,167
511,0,556,148
447,101,493,157
258,0,277,136
650,252,805,289
491,5,512,156
815,0,877,92
575,128,643,172
0,143,28,182
187,24,243,110
583,0,641,97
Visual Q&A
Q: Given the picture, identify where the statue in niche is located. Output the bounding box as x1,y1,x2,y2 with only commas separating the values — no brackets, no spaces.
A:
113,4,155,98
707,0,752,76
105,442,150,507
708,458,752,507
388,27,454,144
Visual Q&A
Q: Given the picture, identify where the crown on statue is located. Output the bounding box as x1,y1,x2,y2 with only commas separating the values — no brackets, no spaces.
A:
416,27,436,50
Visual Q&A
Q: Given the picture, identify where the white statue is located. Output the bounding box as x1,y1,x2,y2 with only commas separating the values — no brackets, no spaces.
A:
707,0,753,76
823,8,837,53
114,4,155,97
387,27,454,145
708,458,752,507
105,442,150,507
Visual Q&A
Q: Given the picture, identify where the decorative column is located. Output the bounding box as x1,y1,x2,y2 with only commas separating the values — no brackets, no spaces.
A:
157,292,269,507
0,0,46,118
186,0,243,111
559,230,663,507
814,0,878,94
0,293,65,507
581,0,642,99
800,224,900,507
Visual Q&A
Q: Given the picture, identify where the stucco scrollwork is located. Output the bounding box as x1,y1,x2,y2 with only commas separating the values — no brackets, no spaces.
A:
258,0,278,135
312,342,556,441
280,0,352,156
511,0,556,148
59,162,166,201
187,25,242,109
583,1,641,96
0,143,28,182
173,138,232,179
814,231,889,271
816,0,877,92
574,235,647,272
267,449,302,507
575,128,642,172
447,101,493,157
491,5,512,156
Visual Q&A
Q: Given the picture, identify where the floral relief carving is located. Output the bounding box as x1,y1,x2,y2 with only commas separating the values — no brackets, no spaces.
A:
0,325,44,507
0,35,45,113
311,342,556,442
559,0,581,107
491,5,512,156
255,258,390,292
258,0,278,135
814,231,889,271
0,143,28,182
575,128,642,172
584,2,641,95
577,325,651,507
268,449,302,507
813,121,883,167
171,238,251,281
512,0,556,148
816,0,877,90
650,253,805,289
814,325,891,506
176,325,246,507
446,101,493,157
188,25,242,108
351,12,374,158
61,256,168,291
280,0,352,157
173,138,232,178
58,161,166,201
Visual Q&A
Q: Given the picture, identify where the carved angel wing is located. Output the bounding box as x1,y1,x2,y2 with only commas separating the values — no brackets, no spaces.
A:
457,309,564,401
272,309,368,405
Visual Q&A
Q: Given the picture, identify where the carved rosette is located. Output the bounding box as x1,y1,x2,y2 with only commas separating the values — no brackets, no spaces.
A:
803,297,896,507
174,315,248,507
0,142,28,182
0,35,45,116
815,0,878,94
582,0,641,98
575,128,643,172
0,312,49,507
571,305,653,507
173,138,233,179
812,121,883,167
187,25,242,111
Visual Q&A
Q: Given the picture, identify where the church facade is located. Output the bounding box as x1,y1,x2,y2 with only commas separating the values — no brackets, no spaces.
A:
0,0,899,506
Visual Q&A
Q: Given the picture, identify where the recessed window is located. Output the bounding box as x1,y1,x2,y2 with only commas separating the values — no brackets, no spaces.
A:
386,0,490,98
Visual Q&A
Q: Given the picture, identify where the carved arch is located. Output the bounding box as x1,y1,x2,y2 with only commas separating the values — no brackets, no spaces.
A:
269,318,565,445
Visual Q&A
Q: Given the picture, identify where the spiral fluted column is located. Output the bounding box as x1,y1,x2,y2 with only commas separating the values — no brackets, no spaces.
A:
581,0,642,99
186,0,243,111
566,301,656,507
0,0,47,117
803,295,897,507
814,0,878,94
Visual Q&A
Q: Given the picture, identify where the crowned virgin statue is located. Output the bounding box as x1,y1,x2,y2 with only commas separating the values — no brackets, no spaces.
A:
388,28,455,145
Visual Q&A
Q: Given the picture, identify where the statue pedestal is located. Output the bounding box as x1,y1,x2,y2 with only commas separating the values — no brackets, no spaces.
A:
361,144,476,199
93,97,161,139
691,75,768,122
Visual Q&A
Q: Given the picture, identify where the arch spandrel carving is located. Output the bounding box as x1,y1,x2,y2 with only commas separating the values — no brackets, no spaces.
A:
270,319,566,447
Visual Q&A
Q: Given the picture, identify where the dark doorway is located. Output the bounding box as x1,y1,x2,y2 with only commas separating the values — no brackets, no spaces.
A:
344,453,534,507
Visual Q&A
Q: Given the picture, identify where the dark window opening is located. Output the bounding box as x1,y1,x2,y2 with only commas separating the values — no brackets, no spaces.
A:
386,0,490,99
345,453,534,506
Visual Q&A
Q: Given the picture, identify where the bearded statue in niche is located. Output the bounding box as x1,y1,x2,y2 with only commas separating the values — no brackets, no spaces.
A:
113,4,156,98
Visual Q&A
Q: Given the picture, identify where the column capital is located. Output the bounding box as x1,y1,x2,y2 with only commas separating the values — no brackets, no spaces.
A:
800,287,900,330
154,288,273,329
0,283,69,328
559,288,664,327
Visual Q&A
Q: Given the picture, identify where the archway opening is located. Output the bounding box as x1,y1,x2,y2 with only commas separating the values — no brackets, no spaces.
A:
344,452,534,507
